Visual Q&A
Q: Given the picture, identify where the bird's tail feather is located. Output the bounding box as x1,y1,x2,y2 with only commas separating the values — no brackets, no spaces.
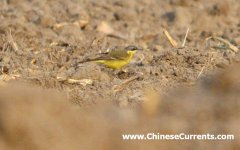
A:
78,58,101,63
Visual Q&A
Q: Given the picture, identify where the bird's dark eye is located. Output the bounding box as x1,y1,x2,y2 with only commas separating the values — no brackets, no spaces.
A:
125,45,141,51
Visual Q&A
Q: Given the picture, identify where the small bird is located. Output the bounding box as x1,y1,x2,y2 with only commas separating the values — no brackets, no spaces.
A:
79,45,142,69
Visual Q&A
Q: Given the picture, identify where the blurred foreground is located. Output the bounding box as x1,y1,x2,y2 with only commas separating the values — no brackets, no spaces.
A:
0,63,239,150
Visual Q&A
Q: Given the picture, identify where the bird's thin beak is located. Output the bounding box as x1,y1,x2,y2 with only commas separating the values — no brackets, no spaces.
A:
136,47,143,51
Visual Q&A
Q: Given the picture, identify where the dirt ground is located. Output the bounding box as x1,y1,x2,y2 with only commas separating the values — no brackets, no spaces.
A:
0,0,239,149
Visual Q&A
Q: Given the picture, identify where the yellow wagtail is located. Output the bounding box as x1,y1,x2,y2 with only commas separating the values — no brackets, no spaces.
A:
79,45,142,69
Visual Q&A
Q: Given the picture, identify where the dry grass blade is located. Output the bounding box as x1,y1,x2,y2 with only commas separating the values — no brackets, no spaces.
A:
67,78,93,86
7,29,19,52
163,28,178,48
181,27,190,48
53,22,68,29
0,74,21,82
56,75,93,86
53,20,89,30
206,36,239,52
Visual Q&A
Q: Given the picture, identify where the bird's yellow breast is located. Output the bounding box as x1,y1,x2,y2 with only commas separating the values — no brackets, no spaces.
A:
98,60,129,69
95,51,135,69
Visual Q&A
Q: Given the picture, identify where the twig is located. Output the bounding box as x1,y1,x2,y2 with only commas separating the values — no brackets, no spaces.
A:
181,27,190,48
197,66,205,79
163,28,178,48
197,53,213,79
206,36,239,52
113,72,143,92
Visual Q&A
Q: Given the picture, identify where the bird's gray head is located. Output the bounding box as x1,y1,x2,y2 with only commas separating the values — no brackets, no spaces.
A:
124,45,143,51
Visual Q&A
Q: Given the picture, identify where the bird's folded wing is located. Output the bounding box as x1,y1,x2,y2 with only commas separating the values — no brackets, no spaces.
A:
106,50,128,60
78,50,128,63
